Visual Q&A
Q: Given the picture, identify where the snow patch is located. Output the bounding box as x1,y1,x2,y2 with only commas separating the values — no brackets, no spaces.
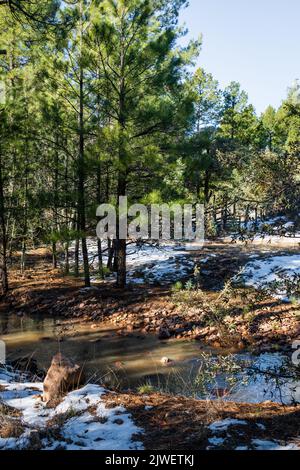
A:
209,419,247,432
229,353,300,405
0,371,143,450
71,239,195,285
252,439,299,451
238,254,300,301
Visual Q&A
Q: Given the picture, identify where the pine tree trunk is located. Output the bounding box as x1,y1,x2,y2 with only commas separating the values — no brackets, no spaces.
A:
116,169,127,288
97,239,103,278
116,39,127,289
77,10,90,288
21,160,28,274
106,238,114,271
222,196,228,232
52,242,57,269
0,148,8,295
254,207,258,227
52,139,59,269
64,242,70,274
244,205,250,228
204,169,211,204
116,181,126,287
74,234,80,277
96,158,104,279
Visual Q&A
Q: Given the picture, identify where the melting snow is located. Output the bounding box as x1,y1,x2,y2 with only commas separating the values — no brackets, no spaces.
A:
208,437,225,445
72,239,195,285
229,353,300,405
238,254,300,301
0,371,143,450
208,417,299,451
251,439,299,451
208,419,247,432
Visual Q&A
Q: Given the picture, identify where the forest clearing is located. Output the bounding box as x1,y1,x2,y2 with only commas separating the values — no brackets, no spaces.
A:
0,0,299,457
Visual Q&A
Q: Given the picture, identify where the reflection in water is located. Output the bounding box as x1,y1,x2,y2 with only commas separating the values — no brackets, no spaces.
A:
1,313,296,404
0,312,206,387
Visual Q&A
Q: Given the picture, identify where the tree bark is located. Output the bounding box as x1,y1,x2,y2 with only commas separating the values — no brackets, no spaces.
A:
0,146,8,295
204,169,211,204
77,2,90,287
21,150,28,274
96,149,104,279
116,176,127,288
74,234,80,277
115,35,127,289
52,134,59,269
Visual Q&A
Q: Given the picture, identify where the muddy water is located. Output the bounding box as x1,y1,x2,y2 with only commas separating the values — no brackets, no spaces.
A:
0,313,210,387
1,313,298,404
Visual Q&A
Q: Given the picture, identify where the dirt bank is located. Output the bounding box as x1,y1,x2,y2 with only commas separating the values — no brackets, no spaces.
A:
104,391,300,450
1,246,299,354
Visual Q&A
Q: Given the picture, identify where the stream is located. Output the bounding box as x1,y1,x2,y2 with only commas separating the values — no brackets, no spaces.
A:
0,312,207,383
0,312,299,405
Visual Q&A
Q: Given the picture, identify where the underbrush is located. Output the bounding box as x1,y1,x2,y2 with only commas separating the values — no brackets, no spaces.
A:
171,272,269,346
170,263,300,349
0,400,24,439
136,352,248,399
0,415,25,439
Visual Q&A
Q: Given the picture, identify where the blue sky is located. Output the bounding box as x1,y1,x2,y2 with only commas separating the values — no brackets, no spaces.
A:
180,0,300,114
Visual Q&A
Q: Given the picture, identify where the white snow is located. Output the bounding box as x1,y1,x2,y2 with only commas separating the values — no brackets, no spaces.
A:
223,213,300,248
256,423,266,430
0,371,143,450
208,437,225,445
126,245,194,285
238,214,299,235
208,417,299,451
238,254,300,301
229,353,300,405
1,367,299,451
208,419,247,432
251,439,299,451
72,238,195,285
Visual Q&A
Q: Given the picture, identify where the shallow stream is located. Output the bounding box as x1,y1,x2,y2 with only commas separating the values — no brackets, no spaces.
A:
0,312,298,405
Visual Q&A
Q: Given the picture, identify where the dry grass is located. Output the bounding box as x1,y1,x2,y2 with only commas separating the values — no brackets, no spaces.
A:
46,408,83,429
0,416,24,439
0,401,21,417
102,391,300,450
0,400,24,439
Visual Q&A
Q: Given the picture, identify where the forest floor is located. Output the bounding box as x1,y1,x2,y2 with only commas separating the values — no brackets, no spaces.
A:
0,242,299,450
102,391,300,450
0,367,300,450
1,242,299,355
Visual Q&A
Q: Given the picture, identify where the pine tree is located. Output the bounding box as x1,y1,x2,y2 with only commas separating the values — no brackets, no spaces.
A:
87,0,199,287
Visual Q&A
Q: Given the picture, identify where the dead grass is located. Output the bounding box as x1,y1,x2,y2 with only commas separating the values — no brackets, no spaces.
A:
0,401,21,417
0,400,24,439
102,391,300,450
46,407,83,428
0,416,24,439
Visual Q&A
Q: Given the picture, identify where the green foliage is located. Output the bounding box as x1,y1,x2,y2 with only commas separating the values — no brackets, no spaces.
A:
171,281,183,292
0,0,299,292
137,383,156,395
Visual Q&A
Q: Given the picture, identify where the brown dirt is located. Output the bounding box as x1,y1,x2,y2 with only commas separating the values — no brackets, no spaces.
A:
102,391,300,450
1,245,299,353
